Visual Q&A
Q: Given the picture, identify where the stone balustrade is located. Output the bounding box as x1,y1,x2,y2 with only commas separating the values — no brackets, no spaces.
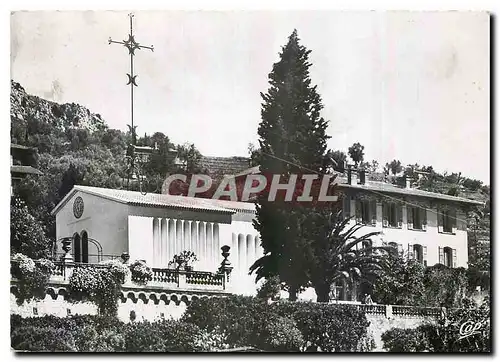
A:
344,302,442,319
11,244,235,294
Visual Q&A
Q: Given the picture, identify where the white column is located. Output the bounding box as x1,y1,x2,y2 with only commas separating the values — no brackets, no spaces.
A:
184,220,191,252
191,221,198,265
168,219,176,260
246,235,254,270
206,223,213,271
213,224,220,269
238,234,246,275
199,222,206,270
152,218,159,267
232,233,238,271
176,220,183,254
161,218,168,267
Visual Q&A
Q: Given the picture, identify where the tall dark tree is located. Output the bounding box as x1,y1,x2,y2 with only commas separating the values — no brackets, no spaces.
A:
250,30,330,300
348,142,364,167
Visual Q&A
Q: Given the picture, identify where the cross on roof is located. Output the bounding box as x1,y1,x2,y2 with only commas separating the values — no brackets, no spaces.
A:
108,13,154,145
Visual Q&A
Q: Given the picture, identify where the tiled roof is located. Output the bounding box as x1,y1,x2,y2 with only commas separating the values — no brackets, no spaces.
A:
51,185,256,215
199,156,250,177
230,168,482,205
334,175,483,205
10,165,43,175
11,143,34,151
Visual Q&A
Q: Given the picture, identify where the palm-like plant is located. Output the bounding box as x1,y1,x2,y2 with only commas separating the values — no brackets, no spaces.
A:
308,209,393,302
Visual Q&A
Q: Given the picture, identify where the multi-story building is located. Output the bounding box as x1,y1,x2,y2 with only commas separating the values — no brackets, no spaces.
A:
50,163,483,300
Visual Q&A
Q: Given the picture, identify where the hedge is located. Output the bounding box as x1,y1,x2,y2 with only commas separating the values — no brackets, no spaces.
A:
11,295,375,352
382,297,491,352
182,295,373,352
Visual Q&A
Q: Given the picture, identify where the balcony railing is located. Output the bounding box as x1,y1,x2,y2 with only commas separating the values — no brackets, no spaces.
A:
11,259,232,293
343,302,443,319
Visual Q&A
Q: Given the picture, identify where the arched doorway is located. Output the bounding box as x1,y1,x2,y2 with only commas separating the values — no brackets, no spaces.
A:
81,231,89,264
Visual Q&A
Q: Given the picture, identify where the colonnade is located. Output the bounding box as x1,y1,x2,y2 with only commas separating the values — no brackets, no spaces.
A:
231,233,263,276
151,218,220,271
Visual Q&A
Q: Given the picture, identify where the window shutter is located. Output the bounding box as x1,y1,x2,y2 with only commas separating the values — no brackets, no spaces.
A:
423,246,428,266
451,210,457,233
407,207,413,229
421,208,427,231
383,204,389,227
397,205,402,228
408,243,414,259
452,249,457,268
355,200,362,224
437,210,444,233
438,247,444,265
370,201,377,225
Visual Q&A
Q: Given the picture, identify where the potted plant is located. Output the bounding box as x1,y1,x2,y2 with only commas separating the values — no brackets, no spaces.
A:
169,251,198,271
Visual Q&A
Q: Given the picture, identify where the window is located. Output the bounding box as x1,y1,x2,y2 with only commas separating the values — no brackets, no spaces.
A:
443,247,453,267
81,231,89,264
409,243,427,266
408,207,427,230
73,233,81,263
439,210,456,233
383,203,402,228
413,244,423,263
356,200,376,225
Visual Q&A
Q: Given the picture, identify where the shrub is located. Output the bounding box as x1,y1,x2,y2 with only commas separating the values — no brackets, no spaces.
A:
129,260,153,284
381,327,429,352
194,327,230,351
11,325,77,352
258,314,304,352
183,295,371,352
256,276,282,301
100,259,130,284
273,301,371,352
68,266,123,316
11,254,54,304
382,297,491,352
182,295,269,348
123,319,205,352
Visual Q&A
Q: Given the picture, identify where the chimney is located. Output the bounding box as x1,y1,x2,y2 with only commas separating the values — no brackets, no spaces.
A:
347,166,358,185
405,175,412,189
359,170,366,185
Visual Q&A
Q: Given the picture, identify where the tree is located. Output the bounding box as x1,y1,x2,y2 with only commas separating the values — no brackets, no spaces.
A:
307,210,388,302
328,150,347,172
177,143,203,173
360,160,379,174
373,255,426,306
10,198,51,258
251,30,330,300
348,143,364,167
386,159,403,176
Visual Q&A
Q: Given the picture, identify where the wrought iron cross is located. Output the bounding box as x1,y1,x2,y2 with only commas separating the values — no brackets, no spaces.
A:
108,13,154,146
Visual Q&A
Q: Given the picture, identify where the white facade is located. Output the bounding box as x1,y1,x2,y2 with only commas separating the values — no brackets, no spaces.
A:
52,186,263,295
52,183,478,298
346,198,470,268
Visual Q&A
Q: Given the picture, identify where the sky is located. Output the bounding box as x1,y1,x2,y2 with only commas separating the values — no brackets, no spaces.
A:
10,11,490,182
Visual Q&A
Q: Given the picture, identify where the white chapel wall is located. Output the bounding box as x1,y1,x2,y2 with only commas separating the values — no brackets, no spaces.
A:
55,191,129,260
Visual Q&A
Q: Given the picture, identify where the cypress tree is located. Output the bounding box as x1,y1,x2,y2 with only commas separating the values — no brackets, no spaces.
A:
250,30,330,300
